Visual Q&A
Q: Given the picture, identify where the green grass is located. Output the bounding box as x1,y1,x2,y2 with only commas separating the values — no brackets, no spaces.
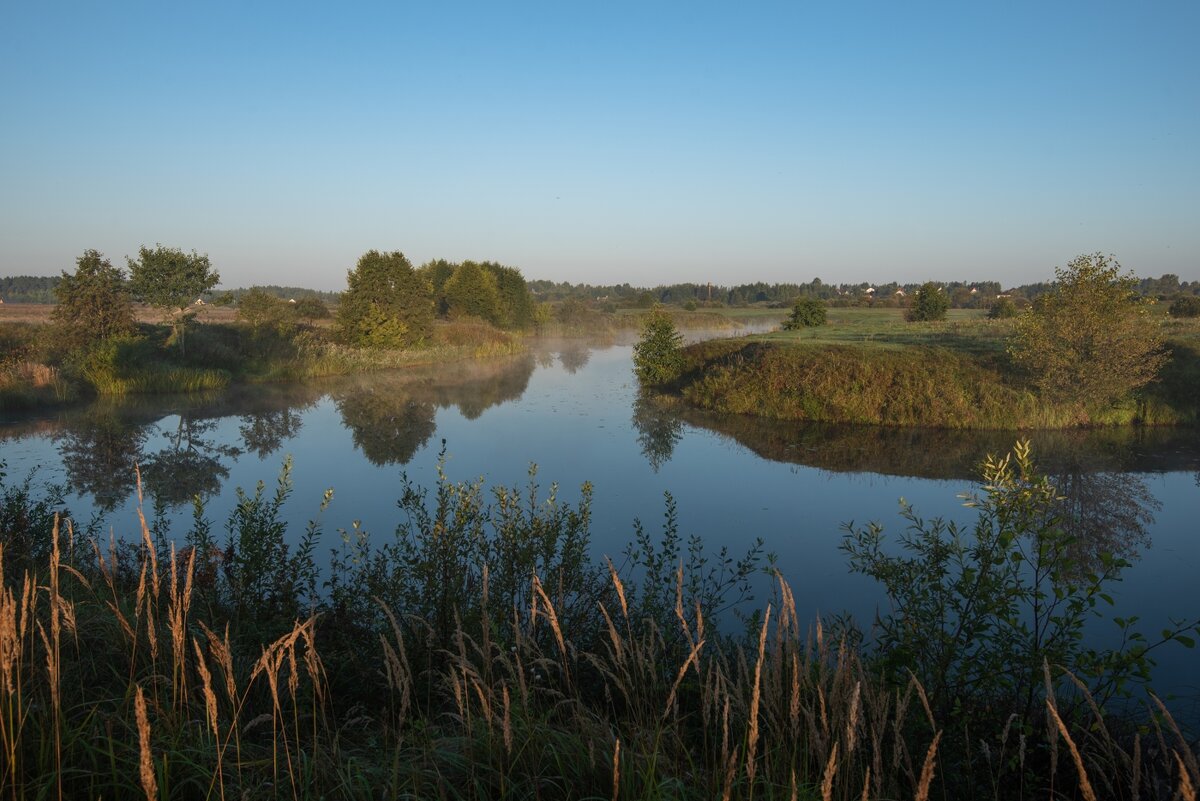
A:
666,309,1200,429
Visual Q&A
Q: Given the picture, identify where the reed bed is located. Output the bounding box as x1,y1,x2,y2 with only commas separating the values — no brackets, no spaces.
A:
0,513,1194,800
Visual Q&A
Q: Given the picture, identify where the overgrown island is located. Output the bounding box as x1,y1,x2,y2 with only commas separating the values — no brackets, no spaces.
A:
1,249,1199,799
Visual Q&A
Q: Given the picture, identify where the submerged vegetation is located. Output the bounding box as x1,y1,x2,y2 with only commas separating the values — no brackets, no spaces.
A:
0,445,1196,799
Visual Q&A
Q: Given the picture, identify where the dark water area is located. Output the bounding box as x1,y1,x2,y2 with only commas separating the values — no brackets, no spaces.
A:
2,336,1199,713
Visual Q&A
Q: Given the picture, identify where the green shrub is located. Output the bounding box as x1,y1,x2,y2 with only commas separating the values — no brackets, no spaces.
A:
1168,294,1200,318
781,296,827,328
842,441,1199,730
905,281,950,322
988,297,1018,319
632,306,684,386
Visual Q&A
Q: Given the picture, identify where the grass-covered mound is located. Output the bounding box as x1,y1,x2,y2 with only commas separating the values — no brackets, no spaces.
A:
673,336,1199,429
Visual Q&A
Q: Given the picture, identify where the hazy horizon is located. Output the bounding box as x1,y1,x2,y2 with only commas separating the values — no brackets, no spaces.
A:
2,2,1197,291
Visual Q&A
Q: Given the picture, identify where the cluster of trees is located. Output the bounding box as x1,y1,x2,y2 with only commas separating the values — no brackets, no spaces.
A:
336,251,535,349
45,245,536,358
51,246,220,355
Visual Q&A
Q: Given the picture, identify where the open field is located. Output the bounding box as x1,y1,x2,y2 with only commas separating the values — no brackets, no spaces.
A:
0,302,327,327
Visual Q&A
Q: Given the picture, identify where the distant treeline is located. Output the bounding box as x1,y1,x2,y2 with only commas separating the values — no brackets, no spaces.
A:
0,276,342,305
218,285,341,304
4,271,1197,307
530,273,1200,309
0,275,59,303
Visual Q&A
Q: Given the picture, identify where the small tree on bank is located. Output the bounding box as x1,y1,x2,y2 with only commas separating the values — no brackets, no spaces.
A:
782,296,827,329
1009,253,1166,407
633,306,684,386
127,244,220,355
905,282,950,322
51,249,135,351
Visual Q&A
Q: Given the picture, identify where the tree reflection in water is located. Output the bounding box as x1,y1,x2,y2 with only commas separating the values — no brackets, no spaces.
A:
335,387,437,466
141,415,239,508
239,408,306,459
557,346,590,374
631,392,683,472
334,355,536,465
55,409,149,510
1052,468,1159,580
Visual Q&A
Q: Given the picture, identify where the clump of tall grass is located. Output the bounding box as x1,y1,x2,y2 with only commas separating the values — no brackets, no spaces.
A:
0,361,75,410
1,322,74,409
0,452,1195,800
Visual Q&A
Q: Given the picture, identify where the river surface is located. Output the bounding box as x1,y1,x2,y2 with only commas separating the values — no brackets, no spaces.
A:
2,334,1199,711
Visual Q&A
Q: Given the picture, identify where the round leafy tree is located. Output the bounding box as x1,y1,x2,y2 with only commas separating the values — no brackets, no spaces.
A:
337,250,434,348
1009,253,1166,406
782,296,826,329
51,249,135,351
633,306,684,386
127,244,219,354
905,282,950,322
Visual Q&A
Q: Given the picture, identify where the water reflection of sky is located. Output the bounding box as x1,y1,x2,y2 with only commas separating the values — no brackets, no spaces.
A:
1,339,1198,707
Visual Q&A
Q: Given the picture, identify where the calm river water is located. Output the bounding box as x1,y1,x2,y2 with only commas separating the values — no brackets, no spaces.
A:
2,335,1198,709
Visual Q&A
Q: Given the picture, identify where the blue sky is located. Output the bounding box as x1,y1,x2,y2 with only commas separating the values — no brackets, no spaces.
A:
1,1,1197,290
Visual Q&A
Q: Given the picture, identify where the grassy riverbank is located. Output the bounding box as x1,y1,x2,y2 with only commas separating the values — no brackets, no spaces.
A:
669,309,1200,429
0,313,524,412
0,303,760,412
0,451,1195,800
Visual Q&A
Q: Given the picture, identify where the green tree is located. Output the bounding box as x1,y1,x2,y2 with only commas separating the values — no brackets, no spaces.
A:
781,296,827,329
337,250,434,348
905,282,950,322
987,297,1018,319
482,262,535,329
633,306,684,386
1010,253,1166,407
443,261,501,323
418,258,458,316
237,287,292,335
127,244,220,354
51,249,135,351
292,296,330,324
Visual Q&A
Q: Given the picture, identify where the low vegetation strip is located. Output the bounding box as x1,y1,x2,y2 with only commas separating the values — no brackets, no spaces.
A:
0,448,1195,800
670,335,1199,429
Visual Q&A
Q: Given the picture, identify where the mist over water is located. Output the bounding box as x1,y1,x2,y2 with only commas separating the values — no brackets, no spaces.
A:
2,334,1198,709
